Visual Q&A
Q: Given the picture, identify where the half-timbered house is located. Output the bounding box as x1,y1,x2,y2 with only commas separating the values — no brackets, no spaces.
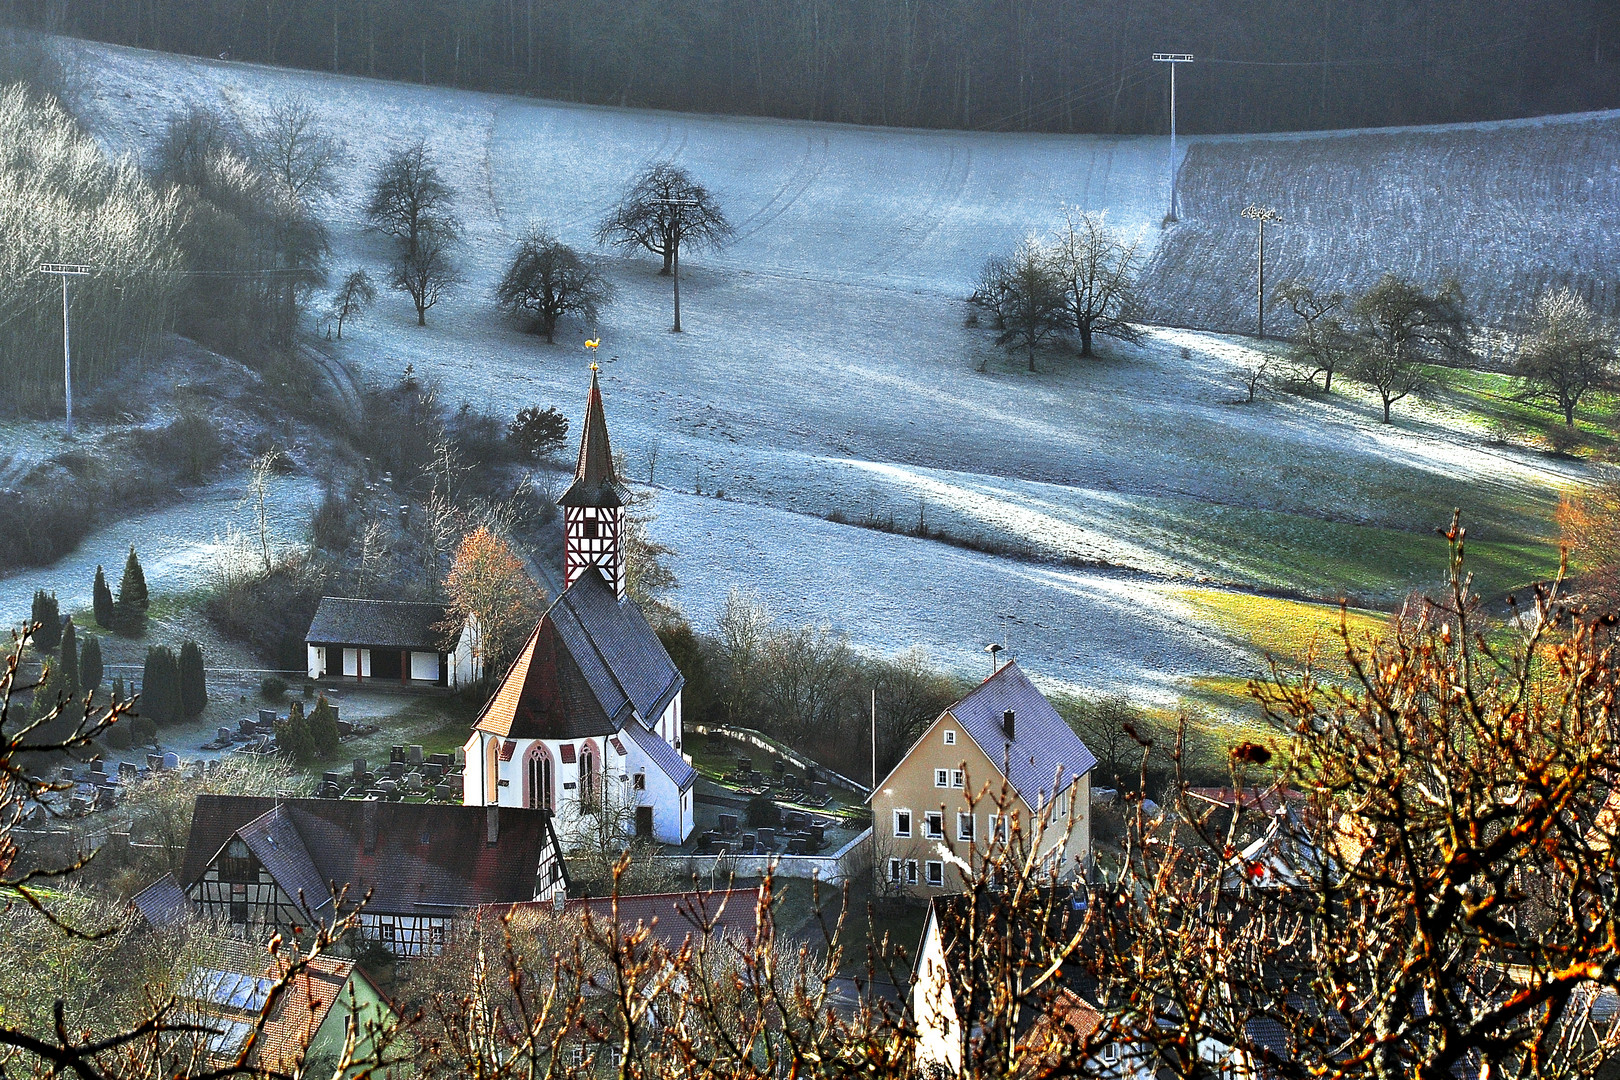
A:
176,794,567,955
463,368,696,845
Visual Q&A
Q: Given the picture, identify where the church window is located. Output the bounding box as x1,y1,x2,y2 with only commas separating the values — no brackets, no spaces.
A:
486,739,500,804
579,744,597,808
526,747,553,811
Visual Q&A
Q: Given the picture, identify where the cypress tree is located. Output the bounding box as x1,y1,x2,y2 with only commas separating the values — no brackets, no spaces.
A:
92,565,114,628
308,694,341,756
116,546,149,635
178,640,207,717
276,700,316,763
58,619,78,701
80,635,103,693
29,590,60,651
140,645,179,726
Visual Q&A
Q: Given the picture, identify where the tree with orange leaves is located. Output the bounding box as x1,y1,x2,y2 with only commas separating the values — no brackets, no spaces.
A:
1558,477,1620,614
442,525,544,681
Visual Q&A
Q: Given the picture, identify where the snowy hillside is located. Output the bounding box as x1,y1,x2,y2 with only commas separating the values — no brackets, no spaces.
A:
51,39,1593,702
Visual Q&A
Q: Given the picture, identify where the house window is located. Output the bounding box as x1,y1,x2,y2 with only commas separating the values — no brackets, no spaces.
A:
905,860,918,885
924,812,944,839
893,809,912,838
943,730,956,746
926,861,944,887
889,859,903,884
567,1045,585,1068
220,838,254,883
229,884,248,925
430,924,446,947
990,815,1009,843
583,518,599,539
957,812,975,842
951,770,965,789
935,769,949,788
634,772,646,791
380,920,397,944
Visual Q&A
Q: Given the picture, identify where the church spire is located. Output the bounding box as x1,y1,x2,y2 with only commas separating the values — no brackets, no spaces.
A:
560,366,627,598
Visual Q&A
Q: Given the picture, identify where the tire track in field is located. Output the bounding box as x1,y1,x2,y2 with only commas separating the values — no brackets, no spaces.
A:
858,142,973,277
730,133,830,242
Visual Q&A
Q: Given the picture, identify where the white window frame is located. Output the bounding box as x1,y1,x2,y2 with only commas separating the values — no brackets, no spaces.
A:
889,858,903,884
990,814,1009,843
935,768,949,788
943,729,956,746
924,811,944,839
926,860,944,887
951,769,965,789
957,812,975,842
905,859,918,885
893,809,912,838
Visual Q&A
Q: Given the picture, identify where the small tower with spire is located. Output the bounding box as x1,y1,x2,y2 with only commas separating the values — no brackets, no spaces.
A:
559,366,627,599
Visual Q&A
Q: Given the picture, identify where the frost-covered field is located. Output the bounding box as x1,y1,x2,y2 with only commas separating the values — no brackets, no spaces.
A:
1140,113,1620,331
40,40,1594,700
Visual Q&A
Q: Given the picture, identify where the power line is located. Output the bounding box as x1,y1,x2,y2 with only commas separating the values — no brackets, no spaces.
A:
1202,12,1599,70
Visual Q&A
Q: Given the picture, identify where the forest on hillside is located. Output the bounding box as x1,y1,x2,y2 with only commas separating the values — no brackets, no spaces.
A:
6,0,1620,135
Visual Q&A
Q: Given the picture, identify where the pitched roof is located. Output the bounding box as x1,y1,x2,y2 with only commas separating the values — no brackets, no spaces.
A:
305,596,455,651
625,716,696,790
475,569,684,740
558,369,626,509
494,887,762,952
947,662,1096,803
250,954,360,1073
131,872,191,930
179,795,563,915
237,806,334,914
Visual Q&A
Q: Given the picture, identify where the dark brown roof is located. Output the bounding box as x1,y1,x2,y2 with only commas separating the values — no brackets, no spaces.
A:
305,597,456,651
558,368,626,509
179,795,563,915
131,872,191,930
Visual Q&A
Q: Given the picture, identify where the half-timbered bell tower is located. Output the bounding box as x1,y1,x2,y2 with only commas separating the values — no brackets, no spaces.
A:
560,367,627,599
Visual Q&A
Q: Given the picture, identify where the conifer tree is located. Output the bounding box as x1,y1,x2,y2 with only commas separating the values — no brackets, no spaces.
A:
92,565,114,628
178,640,207,718
58,619,78,701
140,645,179,726
29,590,60,651
117,546,149,611
80,634,103,693
276,700,316,762
308,694,341,756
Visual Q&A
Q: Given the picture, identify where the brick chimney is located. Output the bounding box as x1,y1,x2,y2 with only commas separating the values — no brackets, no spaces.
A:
486,804,500,846
1003,709,1016,739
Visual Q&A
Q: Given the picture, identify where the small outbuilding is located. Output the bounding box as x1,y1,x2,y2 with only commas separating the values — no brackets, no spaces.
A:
305,596,480,688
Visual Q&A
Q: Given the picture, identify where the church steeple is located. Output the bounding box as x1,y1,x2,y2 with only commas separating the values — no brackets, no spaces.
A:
560,367,627,598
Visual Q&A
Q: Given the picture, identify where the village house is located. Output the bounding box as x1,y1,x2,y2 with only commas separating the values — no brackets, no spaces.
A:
173,794,567,955
175,938,399,1077
462,368,695,845
305,597,480,688
868,660,1096,896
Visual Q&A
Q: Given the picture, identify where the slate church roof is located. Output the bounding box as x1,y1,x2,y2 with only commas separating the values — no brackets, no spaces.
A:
473,569,684,744
177,795,565,915
305,597,455,651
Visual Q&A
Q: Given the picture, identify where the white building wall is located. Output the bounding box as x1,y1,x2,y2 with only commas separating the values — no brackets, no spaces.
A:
912,908,962,1075
449,616,483,688
307,645,326,680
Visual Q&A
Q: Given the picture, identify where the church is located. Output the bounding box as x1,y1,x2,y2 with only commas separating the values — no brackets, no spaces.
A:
461,369,696,845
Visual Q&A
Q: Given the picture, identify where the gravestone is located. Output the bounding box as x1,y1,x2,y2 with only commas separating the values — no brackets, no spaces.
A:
258,709,276,726
162,752,179,770
353,758,368,782
408,745,424,766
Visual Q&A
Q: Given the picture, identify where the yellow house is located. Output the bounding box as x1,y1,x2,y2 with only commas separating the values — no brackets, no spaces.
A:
868,661,1095,897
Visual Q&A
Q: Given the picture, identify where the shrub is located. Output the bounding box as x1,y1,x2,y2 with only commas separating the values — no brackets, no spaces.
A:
260,674,288,700
745,794,781,828
130,715,157,746
507,405,569,461
276,700,317,763
104,721,132,750
307,694,341,756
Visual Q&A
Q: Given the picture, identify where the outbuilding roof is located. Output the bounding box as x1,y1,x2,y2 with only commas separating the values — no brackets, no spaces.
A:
131,872,191,930
304,597,456,652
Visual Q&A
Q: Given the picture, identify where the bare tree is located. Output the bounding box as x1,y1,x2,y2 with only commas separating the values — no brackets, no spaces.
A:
1274,279,1350,391
324,268,375,339
389,224,461,326
1236,351,1272,402
1346,273,1468,422
1517,286,1617,427
495,226,615,343
972,236,1065,371
252,94,344,205
594,162,733,276
1046,206,1144,357
364,137,459,257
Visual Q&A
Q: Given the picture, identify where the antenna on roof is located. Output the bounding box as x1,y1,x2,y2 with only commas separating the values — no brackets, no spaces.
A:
986,642,1004,676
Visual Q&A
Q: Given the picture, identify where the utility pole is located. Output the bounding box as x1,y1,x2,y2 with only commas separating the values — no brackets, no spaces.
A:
1151,54,1194,221
1240,205,1282,336
651,197,699,332
38,263,90,437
